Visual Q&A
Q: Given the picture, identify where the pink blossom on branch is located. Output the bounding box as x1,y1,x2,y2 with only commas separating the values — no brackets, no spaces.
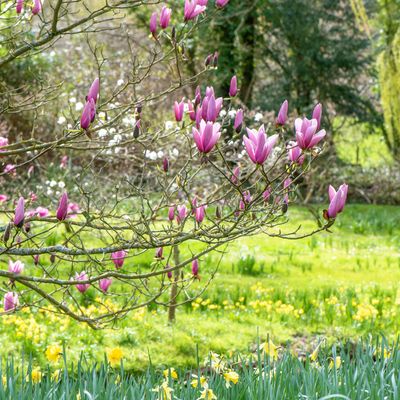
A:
56,192,69,221
99,278,112,293
75,271,90,293
32,0,41,15
243,125,278,165
295,117,326,150
111,250,128,269
160,6,172,29
326,184,348,219
192,120,221,154
276,100,288,126
184,0,206,21
312,103,323,130
150,11,158,37
3,292,18,312
229,75,238,97
287,141,304,165
14,197,25,228
8,260,24,275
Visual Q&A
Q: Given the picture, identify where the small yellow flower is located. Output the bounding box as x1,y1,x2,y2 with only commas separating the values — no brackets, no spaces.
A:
76,393,81,400
223,370,239,388
329,356,341,369
115,374,121,385
152,380,173,400
191,375,207,388
51,369,62,381
260,340,279,360
2,375,6,386
198,387,217,400
163,367,178,380
45,344,63,363
26,368,42,384
108,348,123,367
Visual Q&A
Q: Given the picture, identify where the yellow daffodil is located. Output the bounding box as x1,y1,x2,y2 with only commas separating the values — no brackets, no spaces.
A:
107,347,123,367
51,369,62,381
329,356,341,369
198,387,217,400
191,374,207,388
152,380,173,400
45,344,63,363
26,368,42,384
163,367,178,380
223,370,239,388
260,340,279,360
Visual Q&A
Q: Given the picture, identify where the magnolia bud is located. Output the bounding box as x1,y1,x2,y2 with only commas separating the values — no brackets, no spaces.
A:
163,157,169,173
3,222,12,243
50,254,56,264
216,206,222,219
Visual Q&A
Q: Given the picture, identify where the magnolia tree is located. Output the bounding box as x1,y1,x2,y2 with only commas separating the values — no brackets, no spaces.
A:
0,0,348,328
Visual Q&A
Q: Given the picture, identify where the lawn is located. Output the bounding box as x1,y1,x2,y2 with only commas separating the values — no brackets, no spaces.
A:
1,204,399,374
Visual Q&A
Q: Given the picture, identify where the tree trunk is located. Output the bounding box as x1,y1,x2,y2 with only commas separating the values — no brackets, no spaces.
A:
239,7,256,107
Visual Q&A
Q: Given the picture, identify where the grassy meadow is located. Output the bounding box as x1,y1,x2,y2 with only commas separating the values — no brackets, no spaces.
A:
1,204,399,375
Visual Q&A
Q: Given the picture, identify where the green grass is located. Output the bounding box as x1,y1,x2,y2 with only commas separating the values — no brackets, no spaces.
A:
0,338,398,399
1,204,400,372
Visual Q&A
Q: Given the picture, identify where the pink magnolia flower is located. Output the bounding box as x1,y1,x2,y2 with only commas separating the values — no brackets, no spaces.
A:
30,192,37,202
287,141,304,165
174,99,185,122
244,125,278,165
111,250,127,269
0,136,8,150
60,155,68,169
99,278,112,293
33,255,39,265
160,6,172,29
197,0,208,4
32,0,41,14
327,184,348,219
177,205,188,224
8,259,24,274
234,109,243,132
216,0,229,7
276,100,288,126
168,206,175,221
187,100,196,121
231,166,240,184
195,205,205,223
4,164,16,176
16,0,23,13
0,195,8,202
80,99,96,130
165,265,173,280
229,75,237,97
67,202,80,219
192,259,199,277
155,247,164,259
312,103,322,130
75,271,90,293
4,292,18,312
163,157,169,172
192,120,221,154
87,78,100,104
184,0,206,21
295,117,326,150
56,192,69,221
150,11,158,36
14,197,25,227
263,188,271,202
